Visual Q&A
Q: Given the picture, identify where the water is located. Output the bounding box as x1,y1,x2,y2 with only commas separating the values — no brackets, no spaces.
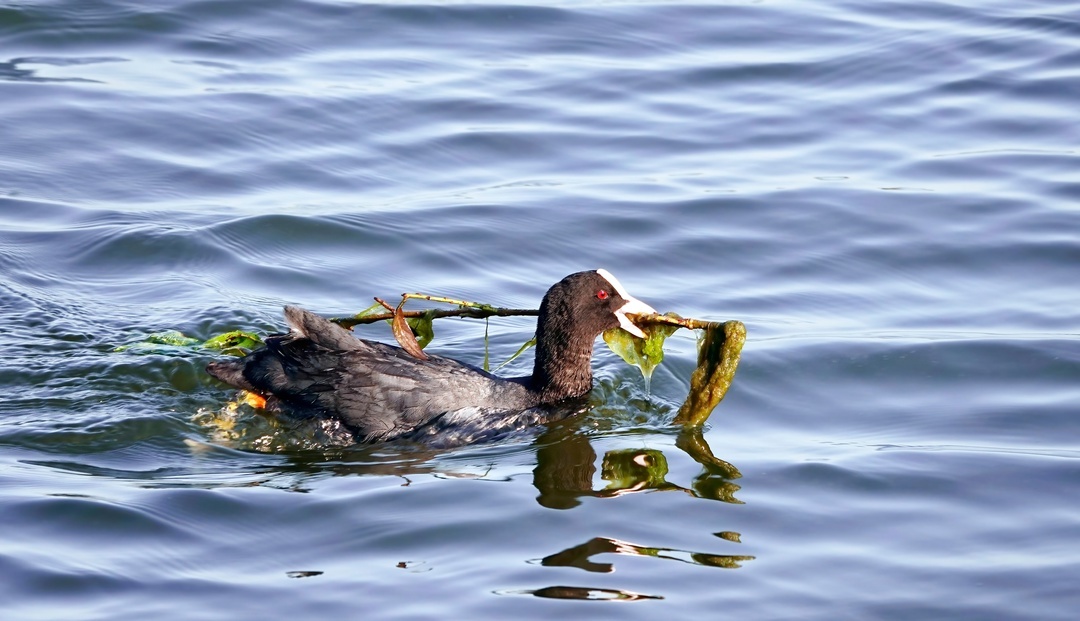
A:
2,0,1078,618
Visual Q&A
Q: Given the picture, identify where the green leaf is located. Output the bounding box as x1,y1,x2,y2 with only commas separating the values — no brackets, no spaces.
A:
493,336,536,372
114,330,201,352
354,302,386,319
405,309,437,350
482,318,490,372
145,330,203,347
117,330,263,356
602,318,679,390
202,330,264,356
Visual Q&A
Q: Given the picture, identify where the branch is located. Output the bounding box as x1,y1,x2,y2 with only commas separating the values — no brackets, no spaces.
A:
331,304,538,330
401,293,501,311
331,299,721,333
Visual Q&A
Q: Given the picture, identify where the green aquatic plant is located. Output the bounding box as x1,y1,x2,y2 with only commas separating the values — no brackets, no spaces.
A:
604,313,746,426
493,335,536,373
201,330,264,355
602,315,680,392
672,320,746,427
116,330,201,350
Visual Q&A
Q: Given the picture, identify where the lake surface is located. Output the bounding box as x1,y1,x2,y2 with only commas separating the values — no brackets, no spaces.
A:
2,0,1078,618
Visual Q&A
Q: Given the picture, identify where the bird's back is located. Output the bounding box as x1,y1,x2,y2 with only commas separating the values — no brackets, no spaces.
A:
207,307,542,443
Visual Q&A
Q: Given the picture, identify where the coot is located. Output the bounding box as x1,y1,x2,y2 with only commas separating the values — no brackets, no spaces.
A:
206,269,656,445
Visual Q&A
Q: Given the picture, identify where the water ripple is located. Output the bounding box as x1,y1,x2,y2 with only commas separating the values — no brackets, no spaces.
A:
2,0,1079,619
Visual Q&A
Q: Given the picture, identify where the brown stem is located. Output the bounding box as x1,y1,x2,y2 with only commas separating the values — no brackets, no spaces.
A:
402,293,495,309
332,307,539,330
627,313,724,331
331,295,721,332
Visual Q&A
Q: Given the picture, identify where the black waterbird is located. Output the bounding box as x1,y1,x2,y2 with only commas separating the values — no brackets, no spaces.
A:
206,270,656,445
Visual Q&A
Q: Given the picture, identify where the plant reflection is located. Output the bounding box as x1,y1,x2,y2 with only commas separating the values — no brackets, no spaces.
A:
533,424,743,509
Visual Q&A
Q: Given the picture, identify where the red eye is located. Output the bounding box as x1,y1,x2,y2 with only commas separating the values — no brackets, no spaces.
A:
597,290,608,300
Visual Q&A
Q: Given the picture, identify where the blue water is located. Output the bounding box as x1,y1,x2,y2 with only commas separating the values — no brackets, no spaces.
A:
2,1,1079,618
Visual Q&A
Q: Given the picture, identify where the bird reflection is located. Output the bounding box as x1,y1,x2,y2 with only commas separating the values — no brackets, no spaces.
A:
517,585,663,601
539,535,754,573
